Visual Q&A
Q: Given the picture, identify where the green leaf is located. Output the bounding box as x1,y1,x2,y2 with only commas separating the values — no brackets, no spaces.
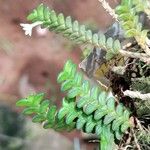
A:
39,100,50,113
66,111,78,124
112,117,124,131
37,3,44,20
58,108,68,119
16,98,31,107
94,106,108,120
77,96,90,108
22,107,39,115
76,116,86,130
63,28,73,35
75,31,86,43
100,126,115,150
95,121,102,135
137,23,142,32
69,63,77,78
127,0,132,7
27,9,38,21
79,25,86,36
133,15,139,25
113,40,121,53
99,33,106,47
119,13,133,21
82,81,90,94
104,112,116,125
98,92,107,106
32,93,45,106
67,87,81,98
116,104,124,116
93,34,99,46
105,51,115,60
43,6,50,21
61,61,76,78
121,121,130,132
66,123,76,131
107,97,115,110
91,87,99,100
72,21,79,32
47,105,57,124
53,119,66,130
74,73,82,86
75,35,86,44
123,110,130,120
64,59,72,70
85,121,95,133
43,121,54,129
86,30,92,42
16,93,44,107
58,98,70,119
83,101,98,115
122,21,134,30
57,72,68,83
65,16,72,28
106,37,113,50
50,10,58,24
115,6,129,14
32,114,46,122
125,29,137,37
115,130,123,140
57,13,65,25
55,119,75,131
61,80,74,91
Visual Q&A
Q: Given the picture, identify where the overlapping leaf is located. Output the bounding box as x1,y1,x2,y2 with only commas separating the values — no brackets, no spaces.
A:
115,0,149,51
57,60,131,139
27,4,122,59
16,60,131,150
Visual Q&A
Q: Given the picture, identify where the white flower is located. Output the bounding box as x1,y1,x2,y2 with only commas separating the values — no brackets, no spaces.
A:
20,21,43,36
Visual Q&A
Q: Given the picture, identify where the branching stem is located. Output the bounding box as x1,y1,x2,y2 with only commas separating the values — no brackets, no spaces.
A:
98,0,118,21
123,90,150,100
119,50,150,64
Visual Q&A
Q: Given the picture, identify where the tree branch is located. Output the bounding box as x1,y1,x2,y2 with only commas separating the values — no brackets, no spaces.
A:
123,90,150,100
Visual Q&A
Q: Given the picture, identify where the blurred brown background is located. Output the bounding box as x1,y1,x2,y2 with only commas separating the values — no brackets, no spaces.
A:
0,0,119,150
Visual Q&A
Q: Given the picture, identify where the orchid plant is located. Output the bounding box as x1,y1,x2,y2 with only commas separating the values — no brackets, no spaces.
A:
18,1,150,150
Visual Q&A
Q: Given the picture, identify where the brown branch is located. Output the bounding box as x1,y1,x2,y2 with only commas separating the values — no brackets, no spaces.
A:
131,128,141,150
123,90,150,100
120,50,150,64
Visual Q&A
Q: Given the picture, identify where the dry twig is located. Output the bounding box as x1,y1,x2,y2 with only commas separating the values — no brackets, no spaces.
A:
98,0,118,21
123,90,150,100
